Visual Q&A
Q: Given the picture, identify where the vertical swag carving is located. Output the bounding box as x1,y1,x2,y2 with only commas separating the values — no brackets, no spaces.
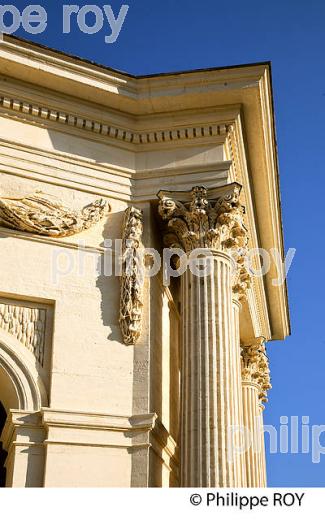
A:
119,207,144,345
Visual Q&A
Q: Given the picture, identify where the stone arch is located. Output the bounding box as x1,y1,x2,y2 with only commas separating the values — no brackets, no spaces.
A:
0,401,7,486
0,328,48,414
0,330,48,487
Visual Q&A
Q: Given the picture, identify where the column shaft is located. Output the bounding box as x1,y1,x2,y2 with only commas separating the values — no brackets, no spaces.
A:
242,383,263,486
258,407,267,486
180,252,242,487
231,300,247,487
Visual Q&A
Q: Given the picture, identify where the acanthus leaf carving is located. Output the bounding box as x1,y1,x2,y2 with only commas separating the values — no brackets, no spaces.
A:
241,337,272,408
158,184,248,252
157,183,251,299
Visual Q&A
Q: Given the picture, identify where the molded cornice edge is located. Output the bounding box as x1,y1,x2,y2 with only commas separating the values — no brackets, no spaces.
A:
0,93,232,146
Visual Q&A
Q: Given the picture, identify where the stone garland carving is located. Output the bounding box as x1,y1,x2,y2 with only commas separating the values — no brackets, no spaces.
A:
157,183,251,299
0,303,46,365
232,253,252,302
119,207,144,346
241,338,272,408
0,192,110,237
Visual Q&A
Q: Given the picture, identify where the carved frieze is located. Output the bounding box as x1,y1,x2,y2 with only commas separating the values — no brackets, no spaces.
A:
119,207,144,346
0,192,110,237
0,302,46,365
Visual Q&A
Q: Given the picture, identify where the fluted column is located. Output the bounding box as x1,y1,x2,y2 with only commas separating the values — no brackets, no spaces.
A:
258,402,267,486
241,339,271,487
158,183,250,487
181,251,235,486
231,299,247,487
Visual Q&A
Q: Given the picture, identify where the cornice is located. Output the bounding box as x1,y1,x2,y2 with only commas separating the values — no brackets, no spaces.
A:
0,93,232,147
0,37,266,109
41,409,157,432
0,38,137,98
1,409,158,451
226,120,272,340
258,69,290,338
1,410,43,450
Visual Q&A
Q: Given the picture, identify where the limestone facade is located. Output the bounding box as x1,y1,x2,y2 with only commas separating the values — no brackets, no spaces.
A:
0,36,289,487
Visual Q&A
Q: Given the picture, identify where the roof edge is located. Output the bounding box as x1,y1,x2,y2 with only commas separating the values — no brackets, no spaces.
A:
4,34,271,80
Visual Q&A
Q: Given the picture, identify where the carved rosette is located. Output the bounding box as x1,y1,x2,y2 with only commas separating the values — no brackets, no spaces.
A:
119,207,144,346
157,183,251,299
241,338,272,407
0,192,110,237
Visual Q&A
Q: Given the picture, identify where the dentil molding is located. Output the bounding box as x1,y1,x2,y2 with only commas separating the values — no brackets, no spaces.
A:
0,94,232,146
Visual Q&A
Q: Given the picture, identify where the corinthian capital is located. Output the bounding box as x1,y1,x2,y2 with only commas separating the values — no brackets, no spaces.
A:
157,183,248,254
241,338,272,407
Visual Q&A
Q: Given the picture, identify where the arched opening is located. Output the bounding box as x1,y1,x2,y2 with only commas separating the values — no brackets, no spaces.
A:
0,401,7,487
0,330,48,412
0,331,48,487
0,362,20,488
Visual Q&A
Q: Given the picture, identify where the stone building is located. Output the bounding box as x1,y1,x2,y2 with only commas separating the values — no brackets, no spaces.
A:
0,36,289,487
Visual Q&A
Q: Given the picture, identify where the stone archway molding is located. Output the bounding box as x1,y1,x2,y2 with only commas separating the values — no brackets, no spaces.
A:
0,328,48,411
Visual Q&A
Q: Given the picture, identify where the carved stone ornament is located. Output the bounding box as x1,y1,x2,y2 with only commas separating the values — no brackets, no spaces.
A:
157,183,248,252
157,183,251,299
241,338,272,407
0,302,46,365
0,192,110,237
119,207,144,346
232,253,252,302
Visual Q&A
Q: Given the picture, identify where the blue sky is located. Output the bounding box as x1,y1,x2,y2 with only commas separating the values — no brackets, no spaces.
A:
6,0,325,486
